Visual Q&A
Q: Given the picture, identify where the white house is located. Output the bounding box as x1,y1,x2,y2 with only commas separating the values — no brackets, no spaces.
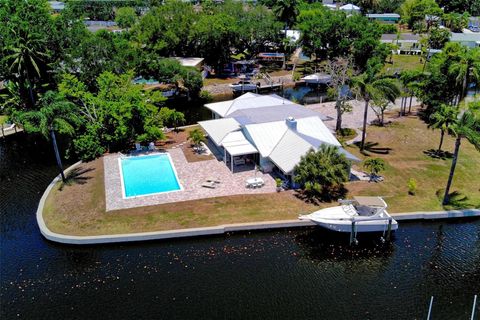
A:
450,33,480,48
199,93,359,186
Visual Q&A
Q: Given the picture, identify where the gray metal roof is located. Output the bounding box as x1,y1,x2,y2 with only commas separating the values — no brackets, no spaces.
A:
229,104,328,125
381,33,421,42
450,33,480,43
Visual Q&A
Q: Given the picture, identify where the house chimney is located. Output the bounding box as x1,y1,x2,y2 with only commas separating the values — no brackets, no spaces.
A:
286,116,297,130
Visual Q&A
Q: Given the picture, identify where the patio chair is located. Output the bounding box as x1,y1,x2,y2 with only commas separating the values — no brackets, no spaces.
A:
201,181,216,189
148,142,155,151
207,178,221,184
135,143,142,151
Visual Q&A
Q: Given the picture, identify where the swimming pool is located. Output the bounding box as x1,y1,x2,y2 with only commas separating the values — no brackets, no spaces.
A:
119,154,182,198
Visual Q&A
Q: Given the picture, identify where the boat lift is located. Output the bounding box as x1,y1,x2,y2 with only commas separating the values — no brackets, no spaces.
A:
348,215,394,245
425,295,477,320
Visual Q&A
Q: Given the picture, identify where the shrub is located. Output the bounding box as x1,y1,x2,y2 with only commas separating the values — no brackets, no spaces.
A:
407,178,417,195
199,90,213,103
275,178,283,188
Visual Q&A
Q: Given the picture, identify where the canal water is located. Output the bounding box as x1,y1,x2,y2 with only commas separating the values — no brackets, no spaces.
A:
1,134,479,320
167,85,331,124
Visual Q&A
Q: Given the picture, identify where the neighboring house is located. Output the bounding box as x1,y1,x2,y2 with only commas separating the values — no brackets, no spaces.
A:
366,13,400,24
48,1,65,13
281,29,301,45
84,20,122,33
381,33,422,54
339,4,361,14
450,33,480,48
199,93,358,186
174,57,205,70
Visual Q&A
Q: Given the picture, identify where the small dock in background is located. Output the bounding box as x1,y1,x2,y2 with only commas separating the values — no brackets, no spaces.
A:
1,125,23,138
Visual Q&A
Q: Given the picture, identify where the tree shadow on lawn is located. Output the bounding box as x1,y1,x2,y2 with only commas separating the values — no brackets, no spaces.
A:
353,141,392,156
436,189,480,210
294,186,348,206
423,149,453,160
59,167,95,191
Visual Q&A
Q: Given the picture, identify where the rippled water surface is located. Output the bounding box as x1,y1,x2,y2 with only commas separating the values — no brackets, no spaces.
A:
1,134,479,320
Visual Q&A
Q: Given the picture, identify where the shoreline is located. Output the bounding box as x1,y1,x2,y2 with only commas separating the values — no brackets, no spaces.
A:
38,162,480,245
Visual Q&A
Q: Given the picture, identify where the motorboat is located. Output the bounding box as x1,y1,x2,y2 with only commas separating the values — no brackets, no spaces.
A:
229,79,258,92
301,73,332,85
299,196,398,233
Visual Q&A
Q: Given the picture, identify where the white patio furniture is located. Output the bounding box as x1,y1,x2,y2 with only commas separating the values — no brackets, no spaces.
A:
201,181,217,189
207,177,221,184
245,177,264,188
135,143,142,151
148,142,155,151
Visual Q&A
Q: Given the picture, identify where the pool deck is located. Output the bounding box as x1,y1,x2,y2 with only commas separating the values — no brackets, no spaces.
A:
104,148,276,211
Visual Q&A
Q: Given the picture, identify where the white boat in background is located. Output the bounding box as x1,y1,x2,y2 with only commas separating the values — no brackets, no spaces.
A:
299,196,398,233
301,73,332,85
229,80,258,92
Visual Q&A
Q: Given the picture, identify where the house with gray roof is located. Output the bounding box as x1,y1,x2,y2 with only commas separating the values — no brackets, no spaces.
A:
199,93,358,186
450,33,480,48
381,33,422,54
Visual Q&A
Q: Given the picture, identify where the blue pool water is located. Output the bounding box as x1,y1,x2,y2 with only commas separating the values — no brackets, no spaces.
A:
120,154,181,197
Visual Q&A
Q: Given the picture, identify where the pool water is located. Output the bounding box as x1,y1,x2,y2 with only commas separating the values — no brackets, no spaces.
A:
120,154,181,197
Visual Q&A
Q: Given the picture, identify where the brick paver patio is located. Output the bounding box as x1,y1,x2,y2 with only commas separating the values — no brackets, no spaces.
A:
104,148,276,211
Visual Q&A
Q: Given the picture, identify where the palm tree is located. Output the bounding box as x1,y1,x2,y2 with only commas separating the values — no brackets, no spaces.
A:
19,91,78,182
428,104,459,153
351,73,401,151
188,128,205,152
272,0,298,31
400,70,422,114
294,144,350,199
442,105,480,205
448,47,480,104
363,157,386,181
4,29,49,108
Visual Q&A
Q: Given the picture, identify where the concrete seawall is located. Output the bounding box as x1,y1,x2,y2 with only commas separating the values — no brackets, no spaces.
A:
37,162,480,245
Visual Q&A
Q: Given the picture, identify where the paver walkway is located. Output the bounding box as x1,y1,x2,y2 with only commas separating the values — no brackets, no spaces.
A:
104,148,276,211
306,97,420,131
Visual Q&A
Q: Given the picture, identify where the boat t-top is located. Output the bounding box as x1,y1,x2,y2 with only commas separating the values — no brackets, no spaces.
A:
299,196,398,233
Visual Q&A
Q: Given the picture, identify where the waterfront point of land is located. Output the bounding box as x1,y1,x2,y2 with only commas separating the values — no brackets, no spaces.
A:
42,109,480,238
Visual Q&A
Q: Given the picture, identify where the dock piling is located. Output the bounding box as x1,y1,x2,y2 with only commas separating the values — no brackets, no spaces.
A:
471,295,477,320
427,296,434,320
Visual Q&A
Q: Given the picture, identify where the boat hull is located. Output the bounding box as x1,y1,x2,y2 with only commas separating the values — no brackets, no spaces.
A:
308,218,398,233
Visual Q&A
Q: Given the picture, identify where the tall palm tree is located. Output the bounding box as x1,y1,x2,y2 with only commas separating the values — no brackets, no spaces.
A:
429,104,459,153
448,47,480,104
272,0,298,31
19,91,78,182
400,70,422,114
4,29,49,108
442,104,480,205
351,73,401,151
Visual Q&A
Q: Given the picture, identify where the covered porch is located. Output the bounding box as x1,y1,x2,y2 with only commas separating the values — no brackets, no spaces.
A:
221,131,259,173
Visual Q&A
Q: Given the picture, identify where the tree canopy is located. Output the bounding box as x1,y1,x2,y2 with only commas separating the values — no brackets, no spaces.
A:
297,3,387,71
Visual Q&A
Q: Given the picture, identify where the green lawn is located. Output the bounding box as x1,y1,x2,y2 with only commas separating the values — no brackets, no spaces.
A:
382,55,424,74
43,112,480,236
0,115,7,125
346,113,480,212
